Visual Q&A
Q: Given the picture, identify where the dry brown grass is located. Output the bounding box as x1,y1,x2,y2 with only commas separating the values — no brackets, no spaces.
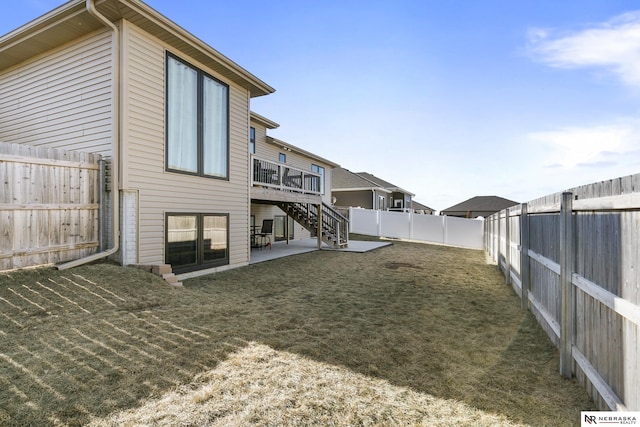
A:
0,240,595,426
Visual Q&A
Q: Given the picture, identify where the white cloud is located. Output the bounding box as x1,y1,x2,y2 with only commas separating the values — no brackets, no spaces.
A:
528,120,640,169
529,11,640,87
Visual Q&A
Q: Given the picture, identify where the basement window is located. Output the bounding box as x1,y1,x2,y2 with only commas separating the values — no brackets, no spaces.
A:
166,213,229,272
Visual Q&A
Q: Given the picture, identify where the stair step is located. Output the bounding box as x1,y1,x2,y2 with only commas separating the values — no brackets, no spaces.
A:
279,202,347,249
162,273,178,282
131,264,183,287
152,264,172,275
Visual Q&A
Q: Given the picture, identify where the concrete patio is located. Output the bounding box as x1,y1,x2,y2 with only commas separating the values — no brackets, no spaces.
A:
249,239,392,265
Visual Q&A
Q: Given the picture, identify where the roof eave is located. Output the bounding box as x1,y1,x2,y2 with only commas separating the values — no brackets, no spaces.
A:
0,1,100,71
332,187,392,194
120,0,275,97
250,111,280,129
389,187,415,197
0,0,276,98
267,136,340,168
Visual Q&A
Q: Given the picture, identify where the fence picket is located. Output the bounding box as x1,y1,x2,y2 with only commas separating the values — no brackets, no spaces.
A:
485,174,640,411
0,141,101,270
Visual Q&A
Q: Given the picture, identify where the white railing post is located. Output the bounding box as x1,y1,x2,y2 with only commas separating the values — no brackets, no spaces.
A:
560,192,574,378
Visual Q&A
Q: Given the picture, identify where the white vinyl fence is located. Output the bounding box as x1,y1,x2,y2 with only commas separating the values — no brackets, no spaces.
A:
349,208,484,250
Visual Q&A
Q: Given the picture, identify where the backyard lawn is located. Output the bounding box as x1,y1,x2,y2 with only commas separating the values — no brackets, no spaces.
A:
0,239,594,426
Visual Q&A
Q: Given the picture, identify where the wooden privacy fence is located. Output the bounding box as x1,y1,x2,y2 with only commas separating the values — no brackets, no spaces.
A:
485,175,640,411
0,141,102,270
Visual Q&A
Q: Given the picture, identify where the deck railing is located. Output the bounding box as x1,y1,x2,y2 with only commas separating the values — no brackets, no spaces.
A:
251,155,321,195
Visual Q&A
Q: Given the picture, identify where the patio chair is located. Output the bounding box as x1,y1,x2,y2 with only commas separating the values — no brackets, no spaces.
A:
257,219,273,249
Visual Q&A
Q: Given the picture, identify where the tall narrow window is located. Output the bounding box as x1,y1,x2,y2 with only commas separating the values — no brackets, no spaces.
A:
167,58,197,173
311,164,325,194
249,127,256,154
203,75,228,177
279,153,286,163
166,54,229,178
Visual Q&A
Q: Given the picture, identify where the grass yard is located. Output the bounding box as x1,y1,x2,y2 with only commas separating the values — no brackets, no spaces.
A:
0,240,595,426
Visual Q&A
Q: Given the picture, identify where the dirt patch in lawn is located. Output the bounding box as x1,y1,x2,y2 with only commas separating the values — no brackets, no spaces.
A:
384,261,423,270
0,240,595,426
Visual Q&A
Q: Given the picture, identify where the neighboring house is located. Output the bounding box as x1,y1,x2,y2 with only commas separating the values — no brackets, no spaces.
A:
331,168,416,211
440,196,518,218
332,168,391,210
355,172,415,211
411,200,436,215
249,112,345,247
0,0,346,278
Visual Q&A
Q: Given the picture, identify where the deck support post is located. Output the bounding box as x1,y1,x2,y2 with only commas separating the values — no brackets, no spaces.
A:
317,203,322,250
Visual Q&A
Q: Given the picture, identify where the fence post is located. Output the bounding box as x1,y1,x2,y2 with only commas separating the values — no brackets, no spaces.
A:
443,215,448,245
484,218,488,253
520,203,529,309
348,207,353,233
505,208,511,285
560,192,574,378
409,210,414,240
491,215,496,260
99,158,106,252
497,210,502,270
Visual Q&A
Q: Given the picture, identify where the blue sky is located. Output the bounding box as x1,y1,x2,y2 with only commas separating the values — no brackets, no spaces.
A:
3,1,640,211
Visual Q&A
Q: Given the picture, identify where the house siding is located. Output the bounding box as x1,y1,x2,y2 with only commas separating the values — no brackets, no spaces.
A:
0,29,113,157
334,190,373,209
123,22,250,268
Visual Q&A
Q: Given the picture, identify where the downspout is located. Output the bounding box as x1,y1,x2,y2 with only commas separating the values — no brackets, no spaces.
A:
58,0,120,269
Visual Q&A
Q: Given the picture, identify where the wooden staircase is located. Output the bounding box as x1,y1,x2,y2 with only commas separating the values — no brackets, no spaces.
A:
277,202,349,249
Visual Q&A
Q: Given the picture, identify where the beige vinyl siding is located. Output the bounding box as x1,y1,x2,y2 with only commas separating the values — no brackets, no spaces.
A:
0,29,113,157
123,22,250,267
257,139,285,165
251,123,269,156
254,135,322,176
